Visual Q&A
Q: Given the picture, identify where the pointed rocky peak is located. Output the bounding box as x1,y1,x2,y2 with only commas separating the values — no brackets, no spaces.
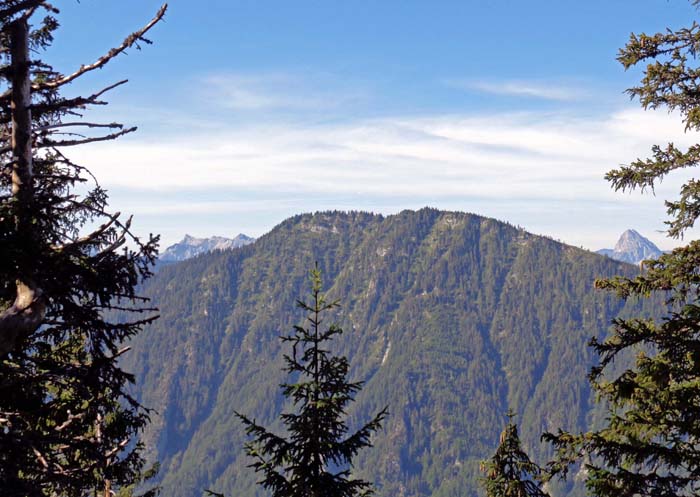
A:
597,229,662,265
180,234,207,247
233,233,255,244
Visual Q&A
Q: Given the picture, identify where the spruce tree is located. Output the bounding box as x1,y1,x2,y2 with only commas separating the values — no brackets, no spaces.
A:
544,2,700,496
480,411,548,497
0,3,166,496
237,265,388,497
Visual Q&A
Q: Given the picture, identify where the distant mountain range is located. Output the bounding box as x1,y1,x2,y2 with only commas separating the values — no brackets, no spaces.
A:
159,229,662,268
159,234,255,263
596,229,663,265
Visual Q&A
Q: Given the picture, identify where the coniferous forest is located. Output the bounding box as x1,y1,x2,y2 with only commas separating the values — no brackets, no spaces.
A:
124,208,658,497
3,2,700,497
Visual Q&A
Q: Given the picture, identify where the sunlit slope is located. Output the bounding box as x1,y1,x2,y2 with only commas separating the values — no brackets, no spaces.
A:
123,208,645,497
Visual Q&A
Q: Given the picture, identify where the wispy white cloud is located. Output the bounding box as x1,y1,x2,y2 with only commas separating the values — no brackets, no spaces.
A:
202,74,305,110
444,78,586,101
68,105,700,250
73,107,695,195
199,73,368,111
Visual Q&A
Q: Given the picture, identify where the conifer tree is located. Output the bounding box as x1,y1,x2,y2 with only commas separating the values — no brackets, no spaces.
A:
544,2,700,496
480,411,548,497
237,265,388,497
0,3,166,496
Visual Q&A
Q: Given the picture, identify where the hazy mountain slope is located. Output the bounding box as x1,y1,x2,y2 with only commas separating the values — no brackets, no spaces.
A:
123,209,648,497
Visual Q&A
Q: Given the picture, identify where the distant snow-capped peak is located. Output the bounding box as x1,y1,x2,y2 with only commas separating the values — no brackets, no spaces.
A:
160,234,255,262
596,229,662,265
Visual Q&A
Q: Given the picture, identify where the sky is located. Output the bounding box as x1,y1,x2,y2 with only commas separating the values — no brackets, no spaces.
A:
41,0,700,250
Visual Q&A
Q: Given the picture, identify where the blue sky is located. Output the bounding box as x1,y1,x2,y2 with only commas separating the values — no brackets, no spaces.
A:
44,1,700,250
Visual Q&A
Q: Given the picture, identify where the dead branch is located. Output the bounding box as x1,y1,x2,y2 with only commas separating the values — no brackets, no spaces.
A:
104,438,130,459
31,445,49,469
19,2,48,22
0,3,166,105
112,346,131,359
55,411,86,432
39,126,136,148
35,121,124,133
25,79,129,120
36,4,167,91
0,125,135,154
0,0,47,24
53,211,121,253
94,216,132,256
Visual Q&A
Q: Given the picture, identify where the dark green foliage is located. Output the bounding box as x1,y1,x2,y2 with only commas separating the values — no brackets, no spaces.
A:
122,209,656,497
480,412,547,497
0,3,164,496
237,266,387,497
544,3,700,497
115,463,161,497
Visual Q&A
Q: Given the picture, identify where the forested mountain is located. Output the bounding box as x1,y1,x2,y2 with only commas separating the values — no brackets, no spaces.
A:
123,209,654,497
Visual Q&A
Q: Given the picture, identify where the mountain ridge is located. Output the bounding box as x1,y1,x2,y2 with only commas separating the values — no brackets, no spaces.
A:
125,209,656,497
159,233,255,262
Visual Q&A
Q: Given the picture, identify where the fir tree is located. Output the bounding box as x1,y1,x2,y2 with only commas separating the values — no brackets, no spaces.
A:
0,3,166,496
236,265,388,497
544,2,700,496
480,411,548,497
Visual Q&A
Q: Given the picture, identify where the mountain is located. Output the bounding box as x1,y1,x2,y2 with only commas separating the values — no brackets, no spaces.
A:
123,209,659,497
596,229,662,265
159,233,255,262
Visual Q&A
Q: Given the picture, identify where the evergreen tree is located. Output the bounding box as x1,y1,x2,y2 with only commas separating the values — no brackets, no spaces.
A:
544,2,700,496
480,411,548,497
237,265,388,497
0,3,166,496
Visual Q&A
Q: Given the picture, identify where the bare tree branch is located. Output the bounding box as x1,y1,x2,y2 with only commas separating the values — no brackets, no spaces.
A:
37,4,167,90
31,445,49,469
53,211,121,253
0,3,166,106
0,0,46,24
26,79,129,119
38,126,136,148
35,121,124,133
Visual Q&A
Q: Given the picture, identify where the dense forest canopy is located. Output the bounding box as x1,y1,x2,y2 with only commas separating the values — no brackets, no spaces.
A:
121,209,656,497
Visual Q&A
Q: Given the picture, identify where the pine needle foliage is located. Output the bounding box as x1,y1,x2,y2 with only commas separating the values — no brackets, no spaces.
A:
237,265,388,497
544,2,700,497
0,3,166,496
480,411,548,497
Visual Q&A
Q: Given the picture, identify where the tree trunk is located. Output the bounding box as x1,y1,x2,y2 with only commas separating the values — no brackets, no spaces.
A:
0,18,46,359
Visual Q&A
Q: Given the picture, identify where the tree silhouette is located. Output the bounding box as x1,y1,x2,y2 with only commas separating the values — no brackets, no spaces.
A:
0,3,166,496
481,411,548,497
237,265,388,497
545,2,700,496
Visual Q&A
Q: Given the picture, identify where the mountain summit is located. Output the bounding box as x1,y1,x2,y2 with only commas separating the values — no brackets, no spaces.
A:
159,233,255,262
597,229,662,265
125,209,648,497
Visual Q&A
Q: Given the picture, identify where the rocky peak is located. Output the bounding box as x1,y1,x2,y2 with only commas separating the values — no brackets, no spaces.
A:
160,234,255,263
597,229,663,265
